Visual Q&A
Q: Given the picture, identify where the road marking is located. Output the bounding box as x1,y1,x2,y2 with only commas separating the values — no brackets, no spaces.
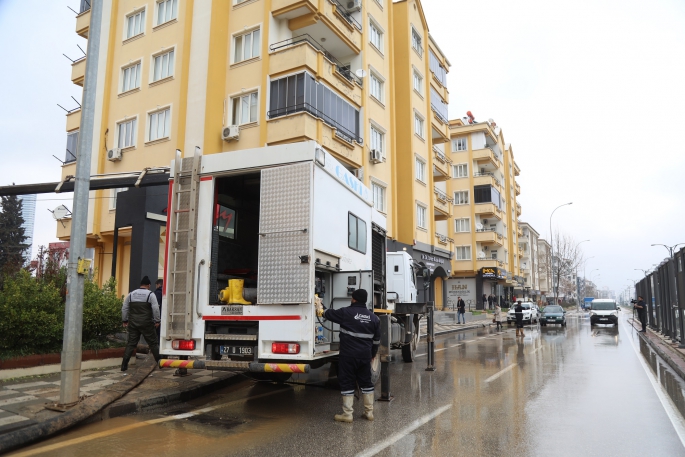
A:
621,320,685,449
484,364,518,383
355,404,452,457
11,388,290,457
463,340,476,343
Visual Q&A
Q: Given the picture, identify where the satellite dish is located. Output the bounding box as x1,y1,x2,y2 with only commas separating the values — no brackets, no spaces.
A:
52,205,71,220
476,223,484,231
477,251,486,259
355,69,367,78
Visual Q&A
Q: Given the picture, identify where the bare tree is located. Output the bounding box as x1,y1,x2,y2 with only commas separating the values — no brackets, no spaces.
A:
551,230,585,305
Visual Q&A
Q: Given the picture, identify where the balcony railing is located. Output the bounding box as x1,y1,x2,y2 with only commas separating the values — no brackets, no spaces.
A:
79,0,91,14
435,233,454,245
267,102,361,144
270,35,362,87
434,187,450,203
329,0,362,30
473,172,501,187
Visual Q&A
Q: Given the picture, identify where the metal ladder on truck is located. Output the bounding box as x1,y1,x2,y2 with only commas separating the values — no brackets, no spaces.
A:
165,148,202,342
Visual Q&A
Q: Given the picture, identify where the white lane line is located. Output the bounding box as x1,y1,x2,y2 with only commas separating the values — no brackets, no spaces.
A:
622,320,685,449
355,404,452,457
484,363,518,383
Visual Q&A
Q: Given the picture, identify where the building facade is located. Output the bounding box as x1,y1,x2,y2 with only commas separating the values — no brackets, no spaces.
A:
18,194,36,263
537,239,551,300
517,222,539,301
59,0,452,298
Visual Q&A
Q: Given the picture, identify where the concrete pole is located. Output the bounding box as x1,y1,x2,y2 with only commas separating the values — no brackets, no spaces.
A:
59,0,103,406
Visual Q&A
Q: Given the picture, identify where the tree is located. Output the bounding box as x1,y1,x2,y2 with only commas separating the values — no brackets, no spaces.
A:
0,194,28,276
551,230,585,305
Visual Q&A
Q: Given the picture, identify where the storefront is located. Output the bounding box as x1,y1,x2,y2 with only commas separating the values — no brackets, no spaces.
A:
476,267,507,310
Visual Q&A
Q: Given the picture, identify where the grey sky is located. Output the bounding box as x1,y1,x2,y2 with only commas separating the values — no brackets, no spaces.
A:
1,0,684,295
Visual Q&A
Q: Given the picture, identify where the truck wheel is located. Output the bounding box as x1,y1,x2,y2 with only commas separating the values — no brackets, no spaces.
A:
402,327,419,363
370,356,381,384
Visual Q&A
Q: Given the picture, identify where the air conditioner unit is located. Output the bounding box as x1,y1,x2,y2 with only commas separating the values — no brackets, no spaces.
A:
346,0,362,12
370,149,383,164
107,148,122,162
352,167,364,180
221,125,240,142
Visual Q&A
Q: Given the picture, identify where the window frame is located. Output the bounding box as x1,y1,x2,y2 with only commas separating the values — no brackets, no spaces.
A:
453,163,468,178
151,48,175,83
414,112,425,139
416,203,427,229
369,17,384,53
154,0,178,27
413,69,423,95
455,218,470,233
411,26,423,57
415,156,426,183
453,137,467,151
230,90,259,126
124,7,146,41
454,191,469,205
369,69,384,103
110,188,128,210
146,107,172,143
120,60,142,93
371,181,386,213
455,246,471,261
233,27,261,64
370,123,385,158
116,117,138,149
348,212,367,254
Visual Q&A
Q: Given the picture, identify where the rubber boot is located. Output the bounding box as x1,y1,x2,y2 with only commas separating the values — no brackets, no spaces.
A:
121,357,130,372
361,393,374,421
334,395,354,423
229,279,251,305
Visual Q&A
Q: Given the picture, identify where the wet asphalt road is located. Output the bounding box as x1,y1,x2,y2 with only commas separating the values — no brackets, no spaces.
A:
12,311,685,457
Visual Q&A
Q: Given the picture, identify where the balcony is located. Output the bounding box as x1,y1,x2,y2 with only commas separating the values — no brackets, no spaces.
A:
272,0,362,55
475,228,504,247
71,57,86,87
75,1,91,38
515,181,521,196
517,226,523,237
472,147,500,168
477,259,504,269
66,108,81,132
518,246,524,257
435,232,454,247
516,203,522,216
433,187,450,220
474,202,502,220
513,160,521,176
269,35,362,106
432,147,450,181
473,172,502,189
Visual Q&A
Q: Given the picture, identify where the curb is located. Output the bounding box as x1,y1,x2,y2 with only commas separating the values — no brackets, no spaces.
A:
630,321,685,383
420,322,490,339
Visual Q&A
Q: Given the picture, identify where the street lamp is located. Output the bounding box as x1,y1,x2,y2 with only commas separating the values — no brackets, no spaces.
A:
651,243,685,258
549,202,573,307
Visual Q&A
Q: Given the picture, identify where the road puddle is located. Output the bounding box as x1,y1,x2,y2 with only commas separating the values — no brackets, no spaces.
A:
640,337,685,420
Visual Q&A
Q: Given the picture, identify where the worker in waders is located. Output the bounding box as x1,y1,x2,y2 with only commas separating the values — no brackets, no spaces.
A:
121,276,161,371
318,289,380,423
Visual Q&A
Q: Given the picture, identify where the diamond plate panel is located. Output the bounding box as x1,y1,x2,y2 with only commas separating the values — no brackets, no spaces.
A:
258,162,312,304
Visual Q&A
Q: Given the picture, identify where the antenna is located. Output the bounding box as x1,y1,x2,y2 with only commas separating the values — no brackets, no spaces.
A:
355,69,367,79
476,223,484,231
77,44,87,56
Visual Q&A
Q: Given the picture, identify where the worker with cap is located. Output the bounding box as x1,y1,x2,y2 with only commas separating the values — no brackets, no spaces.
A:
318,288,380,422
121,276,161,371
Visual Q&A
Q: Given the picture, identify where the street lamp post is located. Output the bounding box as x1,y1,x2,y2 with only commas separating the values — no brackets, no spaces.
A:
549,202,573,307
651,243,685,258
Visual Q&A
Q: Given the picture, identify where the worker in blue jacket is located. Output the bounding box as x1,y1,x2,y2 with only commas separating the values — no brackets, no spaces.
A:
318,288,380,422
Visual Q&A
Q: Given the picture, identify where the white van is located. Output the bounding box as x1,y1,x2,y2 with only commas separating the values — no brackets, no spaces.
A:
589,299,619,327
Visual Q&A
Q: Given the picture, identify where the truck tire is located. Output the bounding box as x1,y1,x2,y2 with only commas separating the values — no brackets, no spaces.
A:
402,326,419,363
370,356,380,384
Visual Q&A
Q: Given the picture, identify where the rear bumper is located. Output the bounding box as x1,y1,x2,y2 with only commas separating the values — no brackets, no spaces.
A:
159,359,310,373
541,317,564,324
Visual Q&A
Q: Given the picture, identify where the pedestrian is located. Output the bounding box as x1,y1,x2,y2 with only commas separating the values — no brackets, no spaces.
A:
635,295,647,332
457,296,466,324
121,276,161,372
154,279,163,340
488,295,493,310
513,295,517,303
494,303,503,330
482,294,487,308
515,300,525,337
318,289,380,422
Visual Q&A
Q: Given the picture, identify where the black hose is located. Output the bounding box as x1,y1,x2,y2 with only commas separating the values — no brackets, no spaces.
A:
0,357,156,454
317,314,340,333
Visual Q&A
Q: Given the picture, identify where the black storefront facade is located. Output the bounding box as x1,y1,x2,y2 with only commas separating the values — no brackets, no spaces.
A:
387,240,451,307
476,266,507,309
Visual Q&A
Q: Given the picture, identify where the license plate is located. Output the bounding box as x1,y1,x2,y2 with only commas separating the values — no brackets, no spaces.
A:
221,305,243,315
600,318,608,321
220,346,253,355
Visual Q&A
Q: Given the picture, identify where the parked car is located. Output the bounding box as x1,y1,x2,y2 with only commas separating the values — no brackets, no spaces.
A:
507,302,539,325
540,305,566,327
590,299,619,327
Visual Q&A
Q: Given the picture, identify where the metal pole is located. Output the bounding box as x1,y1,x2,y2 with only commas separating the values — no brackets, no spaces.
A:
425,302,436,372
59,0,102,406
378,314,393,401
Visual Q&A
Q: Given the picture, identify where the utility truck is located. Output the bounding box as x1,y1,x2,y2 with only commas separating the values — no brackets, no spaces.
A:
159,141,428,382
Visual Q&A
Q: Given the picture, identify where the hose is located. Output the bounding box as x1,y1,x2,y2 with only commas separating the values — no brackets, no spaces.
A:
0,357,156,454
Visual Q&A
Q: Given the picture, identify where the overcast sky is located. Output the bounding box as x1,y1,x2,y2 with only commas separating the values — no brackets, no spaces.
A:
1,0,684,296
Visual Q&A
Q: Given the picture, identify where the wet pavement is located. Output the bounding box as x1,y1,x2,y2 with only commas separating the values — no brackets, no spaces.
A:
10,311,685,457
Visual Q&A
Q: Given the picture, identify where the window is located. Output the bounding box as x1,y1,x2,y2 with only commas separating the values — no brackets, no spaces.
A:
491,250,498,260
231,92,258,125
370,125,384,157
234,28,261,63
454,191,469,205
148,108,170,141
429,49,447,85
414,113,424,138
156,0,177,25
416,204,426,229
348,213,367,253
152,50,174,81
269,72,360,144
110,188,128,210
370,72,383,102
369,20,383,52
455,246,471,261
411,28,423,56
65,131,79,163
121,62,141,92
453,137,467,151
117,118,137,148
125,9,146,40
453,163,468,178
372,183,386,213
430,87,449,123
455,218,470,233
415,158,426,182
413,71,423,94
473,185,501,207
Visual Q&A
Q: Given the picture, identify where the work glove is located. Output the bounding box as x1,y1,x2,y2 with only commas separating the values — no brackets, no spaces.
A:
316,307,325,318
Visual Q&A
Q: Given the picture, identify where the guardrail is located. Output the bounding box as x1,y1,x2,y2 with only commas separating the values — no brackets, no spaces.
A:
267,102,362,145
329,0,362,30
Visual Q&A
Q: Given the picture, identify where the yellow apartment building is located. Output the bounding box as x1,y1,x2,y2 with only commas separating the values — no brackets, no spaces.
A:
59,0,453,301
444,117,524,309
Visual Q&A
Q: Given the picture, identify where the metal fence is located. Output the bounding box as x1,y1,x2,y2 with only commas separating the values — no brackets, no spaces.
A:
636,247,685,343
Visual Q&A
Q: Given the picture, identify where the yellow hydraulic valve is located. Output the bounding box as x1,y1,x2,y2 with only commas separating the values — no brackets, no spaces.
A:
219,279,252,305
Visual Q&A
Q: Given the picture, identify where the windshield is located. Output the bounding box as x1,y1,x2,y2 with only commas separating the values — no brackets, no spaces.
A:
592,302,616,311
543,306,563,313
510,304,530,310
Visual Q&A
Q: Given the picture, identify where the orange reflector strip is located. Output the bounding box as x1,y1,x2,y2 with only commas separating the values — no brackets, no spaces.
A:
263,363,308,374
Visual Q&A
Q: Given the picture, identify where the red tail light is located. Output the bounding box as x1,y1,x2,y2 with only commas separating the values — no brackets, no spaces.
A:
272,343,300,354
172,340,196,350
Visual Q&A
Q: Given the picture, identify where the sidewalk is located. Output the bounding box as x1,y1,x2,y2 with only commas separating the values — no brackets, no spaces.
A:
419,311,492,338
0,355,241,435
628,319,685,382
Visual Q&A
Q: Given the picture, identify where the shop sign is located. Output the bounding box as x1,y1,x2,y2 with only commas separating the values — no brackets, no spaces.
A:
446,278,476,307
481,267,506,280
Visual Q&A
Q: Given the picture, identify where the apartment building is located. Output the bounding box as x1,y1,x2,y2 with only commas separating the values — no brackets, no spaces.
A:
60,0,451,297
537,239,552,299
444,117,524,309
517,222,540,301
